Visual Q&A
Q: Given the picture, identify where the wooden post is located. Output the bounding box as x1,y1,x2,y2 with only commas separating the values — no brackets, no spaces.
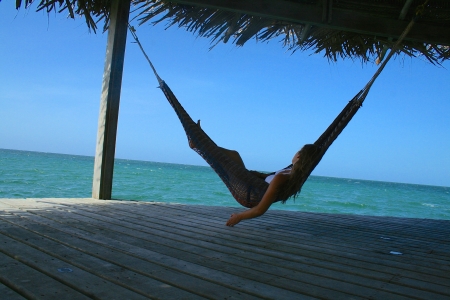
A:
92,0,130,199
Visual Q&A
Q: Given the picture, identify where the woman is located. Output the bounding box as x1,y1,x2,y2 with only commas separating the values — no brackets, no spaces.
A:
200,143,319,226
226,144,319,226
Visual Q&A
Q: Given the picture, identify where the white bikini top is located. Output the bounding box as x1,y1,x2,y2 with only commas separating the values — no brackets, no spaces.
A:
265,167,292,184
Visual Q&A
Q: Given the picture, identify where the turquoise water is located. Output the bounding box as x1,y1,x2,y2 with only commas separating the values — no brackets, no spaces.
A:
1,148,449,220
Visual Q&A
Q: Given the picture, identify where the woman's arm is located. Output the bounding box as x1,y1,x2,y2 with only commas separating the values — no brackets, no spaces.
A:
226,173,288,226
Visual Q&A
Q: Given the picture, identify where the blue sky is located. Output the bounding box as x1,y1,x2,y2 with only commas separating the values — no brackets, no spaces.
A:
1,4,449,187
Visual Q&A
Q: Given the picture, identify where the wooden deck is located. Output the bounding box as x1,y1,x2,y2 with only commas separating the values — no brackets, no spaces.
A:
0,198,449,299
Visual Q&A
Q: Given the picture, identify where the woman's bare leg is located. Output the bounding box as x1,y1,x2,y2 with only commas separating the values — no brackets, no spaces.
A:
218,146,246,168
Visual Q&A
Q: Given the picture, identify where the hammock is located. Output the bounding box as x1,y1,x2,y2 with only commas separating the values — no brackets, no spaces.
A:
159,78,363,208
162,77,374,207
128,13,417,208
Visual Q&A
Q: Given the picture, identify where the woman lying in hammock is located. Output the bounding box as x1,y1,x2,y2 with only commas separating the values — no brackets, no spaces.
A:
158,77,363,227
223,144,319,226
189,135,319,226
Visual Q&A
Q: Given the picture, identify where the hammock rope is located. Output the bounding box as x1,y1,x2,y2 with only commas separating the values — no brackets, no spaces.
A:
313,14,418,169
128,25,163,86
128,9,419,207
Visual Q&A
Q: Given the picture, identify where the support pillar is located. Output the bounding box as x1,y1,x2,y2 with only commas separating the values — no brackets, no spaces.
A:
92,0,131,199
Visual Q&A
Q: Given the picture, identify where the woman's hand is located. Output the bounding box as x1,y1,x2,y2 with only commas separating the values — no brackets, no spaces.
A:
226,213,241,227
225,173,289,226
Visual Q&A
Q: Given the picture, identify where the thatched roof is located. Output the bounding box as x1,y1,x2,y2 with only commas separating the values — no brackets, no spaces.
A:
12,0,450,64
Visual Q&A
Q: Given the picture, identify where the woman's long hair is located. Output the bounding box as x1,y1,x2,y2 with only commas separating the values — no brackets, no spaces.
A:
277,144,320,203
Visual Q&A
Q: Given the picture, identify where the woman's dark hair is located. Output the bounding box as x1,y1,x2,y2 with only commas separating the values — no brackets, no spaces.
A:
277,144,320,203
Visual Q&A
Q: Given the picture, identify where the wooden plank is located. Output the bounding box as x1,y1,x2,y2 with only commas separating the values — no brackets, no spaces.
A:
148,205,450,262
88,201,450,266
149,202,450,254
0,211,293,299
1,199,449,299
11,200,450,297
23,199,448,268
75,204,446,281
92,0,131,200
165,205,450,273
0,229,148,299
70,202,450,274
42,207,420,300
167,203,450,257
5,199,449,262
0,251,89,300
172,0,450,45
13,209,364,299
0,220,206,300
0,282,26,300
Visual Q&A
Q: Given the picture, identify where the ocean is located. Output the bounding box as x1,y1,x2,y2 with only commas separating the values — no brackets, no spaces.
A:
1,148,449,220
